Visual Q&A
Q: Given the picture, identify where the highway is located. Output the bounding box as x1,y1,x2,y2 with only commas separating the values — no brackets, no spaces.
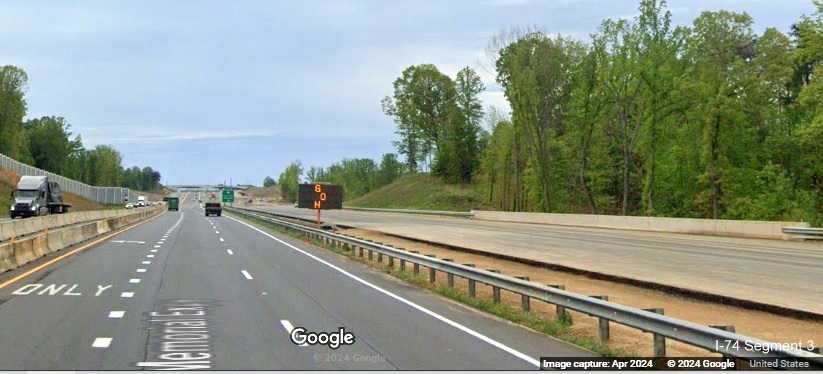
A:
0,197,592,370
242,204,823,316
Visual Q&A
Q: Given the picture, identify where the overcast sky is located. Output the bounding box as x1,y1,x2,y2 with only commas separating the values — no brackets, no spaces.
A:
0,0,817,186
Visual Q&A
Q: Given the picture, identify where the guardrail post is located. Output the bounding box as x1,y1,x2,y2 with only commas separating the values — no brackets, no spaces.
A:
398,248,406,270
366,240,373,260
444,259,454,287
410,251,420,276
425,255,436,283
515,276,530,312
375,242,383,263
643,308,666,357
465,264,476,297
549,285,568,321
590,295,610,341
710,325,736,362
488,270,501,303
387,244,395,267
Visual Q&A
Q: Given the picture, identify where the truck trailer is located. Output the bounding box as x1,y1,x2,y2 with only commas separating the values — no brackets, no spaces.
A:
9,175,71,219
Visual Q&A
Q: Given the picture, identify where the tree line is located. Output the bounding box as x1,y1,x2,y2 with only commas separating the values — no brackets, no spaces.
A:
0,66,163,191
382,0,823,224
273,153,405,202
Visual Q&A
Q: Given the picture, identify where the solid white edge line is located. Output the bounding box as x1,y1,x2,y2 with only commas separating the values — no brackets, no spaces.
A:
280,320,308,346
92,337,112,348
241,270,253,280
226,215,540,367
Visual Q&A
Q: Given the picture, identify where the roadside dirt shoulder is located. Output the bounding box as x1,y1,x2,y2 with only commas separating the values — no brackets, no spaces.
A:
340,228,823,358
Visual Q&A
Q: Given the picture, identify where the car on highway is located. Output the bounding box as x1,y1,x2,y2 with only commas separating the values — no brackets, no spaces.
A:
125,203,134,209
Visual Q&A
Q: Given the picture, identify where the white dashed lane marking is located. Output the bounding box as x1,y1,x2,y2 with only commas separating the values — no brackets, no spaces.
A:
280,320,307,346
147,255,155,258
227,249,234,255
129,279,141,284
92,337,112,348
219,238,224,242
150,249,157,252
121,292,134,298
241,270,253,280
109,311,125,318
153,245,161,248
137,269,146,273
142,261,151,264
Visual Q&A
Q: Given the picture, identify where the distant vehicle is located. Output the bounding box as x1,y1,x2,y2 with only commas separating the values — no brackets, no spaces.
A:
9,175,71,219
136,195,146,207
165,197,179,211
205,202,221,217
125,203,134,209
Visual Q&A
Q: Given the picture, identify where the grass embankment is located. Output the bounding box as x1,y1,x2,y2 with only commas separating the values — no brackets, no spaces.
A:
346,174,496,212
0,167,117,213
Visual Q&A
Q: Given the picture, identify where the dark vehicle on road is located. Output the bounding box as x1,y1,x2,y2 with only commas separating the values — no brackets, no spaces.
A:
9,175,71,219
205,202,221,216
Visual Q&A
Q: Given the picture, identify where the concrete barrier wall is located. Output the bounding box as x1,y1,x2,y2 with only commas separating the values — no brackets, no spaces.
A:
0,206,163,274
1,206,163,242
470,211,811,240
0,242,14,271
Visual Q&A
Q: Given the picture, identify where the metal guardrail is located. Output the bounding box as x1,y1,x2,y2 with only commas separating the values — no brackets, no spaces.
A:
783,227,823,239
227,206,823,366
344,206,474,217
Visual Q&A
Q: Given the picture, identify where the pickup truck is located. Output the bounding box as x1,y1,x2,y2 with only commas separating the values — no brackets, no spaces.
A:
205,202,222,217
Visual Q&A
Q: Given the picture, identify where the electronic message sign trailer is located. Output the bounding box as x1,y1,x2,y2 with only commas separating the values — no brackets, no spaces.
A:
297,183,343,228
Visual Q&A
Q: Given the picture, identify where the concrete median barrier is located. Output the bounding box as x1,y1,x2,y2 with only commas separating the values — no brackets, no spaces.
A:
47,230,64,252
0,206,165,275
30,233,49,258
0,242,14,273
0,222,15,243
471,211,810,240
12,238,36,266
61,228,76,247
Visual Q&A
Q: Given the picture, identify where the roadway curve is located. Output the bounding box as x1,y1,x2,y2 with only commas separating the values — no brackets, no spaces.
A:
242,204,823,316
0,196,590,370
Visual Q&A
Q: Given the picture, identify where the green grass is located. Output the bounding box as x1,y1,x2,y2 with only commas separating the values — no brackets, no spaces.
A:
228,208,636,358
345,173,496,212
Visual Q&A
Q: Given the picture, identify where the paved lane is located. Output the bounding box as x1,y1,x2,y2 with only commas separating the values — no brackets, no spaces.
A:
0,198,592,370
243,204,823,315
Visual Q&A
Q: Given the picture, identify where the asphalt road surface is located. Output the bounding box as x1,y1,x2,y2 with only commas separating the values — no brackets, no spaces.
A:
243,204,823,316
0,196,592,370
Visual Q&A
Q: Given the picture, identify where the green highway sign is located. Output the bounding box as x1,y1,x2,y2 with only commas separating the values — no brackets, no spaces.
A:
222,188,234,203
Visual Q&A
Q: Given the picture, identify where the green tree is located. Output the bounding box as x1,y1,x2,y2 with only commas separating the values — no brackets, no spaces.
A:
377,153,404,187
21,116,77,175
263,176,276,187
0,66,28,159
635,0,688,214
685,10,758,218
434,67,485,183
383,64,456,173
278,160,303,202
497,32,586,212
